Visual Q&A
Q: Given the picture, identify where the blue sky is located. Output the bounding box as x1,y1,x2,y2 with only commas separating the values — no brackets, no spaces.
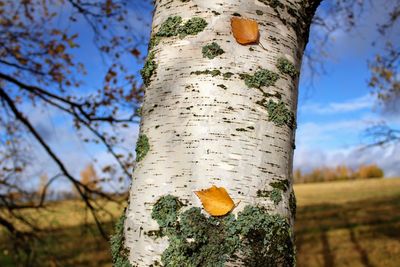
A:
20,0,399,192
294,0,400,176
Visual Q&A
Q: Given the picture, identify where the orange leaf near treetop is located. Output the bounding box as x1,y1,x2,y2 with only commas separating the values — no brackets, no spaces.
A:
231,17,259,45
194,185,235,216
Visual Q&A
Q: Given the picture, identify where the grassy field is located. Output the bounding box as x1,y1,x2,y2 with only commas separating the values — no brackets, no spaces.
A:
295,178,400,267
1,178,399,266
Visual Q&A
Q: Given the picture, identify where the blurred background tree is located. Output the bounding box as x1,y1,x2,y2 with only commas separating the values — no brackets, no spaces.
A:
79,164,100,193
0,0,152,264
293,163,384,184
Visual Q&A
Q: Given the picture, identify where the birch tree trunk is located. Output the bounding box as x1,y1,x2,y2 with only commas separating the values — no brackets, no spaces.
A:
112,1,321,266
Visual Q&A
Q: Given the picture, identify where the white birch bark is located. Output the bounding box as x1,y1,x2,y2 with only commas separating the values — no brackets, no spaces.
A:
122,0,320,266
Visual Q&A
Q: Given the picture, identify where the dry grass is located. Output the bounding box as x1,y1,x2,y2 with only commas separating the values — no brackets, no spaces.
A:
0,177,399,266
295,177,400,205
295,177,400,267
0,199,123,267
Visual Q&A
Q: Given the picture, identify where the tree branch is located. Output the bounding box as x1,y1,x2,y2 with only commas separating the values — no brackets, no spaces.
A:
0,72,138,123
0,86,110,239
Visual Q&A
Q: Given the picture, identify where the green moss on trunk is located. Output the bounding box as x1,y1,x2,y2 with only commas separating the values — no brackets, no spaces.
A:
191,69,221,76
141,51,157,86
257,189,271,198
110,214,132,267
150,195,295,267
148,16,207,54
135,134,149,162
202,42,224,59
223,72,234,79
276,57,297,78
178,17,207,38
289,191,297,219
241,69,279,89
265,100,295,129
157,16,183,37
236,206,295,266
148,36,161,50
151,195,183,228
270,188,283,205
270,180,289,192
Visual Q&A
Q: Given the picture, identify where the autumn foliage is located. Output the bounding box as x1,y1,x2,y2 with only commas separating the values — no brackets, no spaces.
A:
294,164,384,183
194,185,235,216
358,164,385,179
230,17,259,45
80,164,101,192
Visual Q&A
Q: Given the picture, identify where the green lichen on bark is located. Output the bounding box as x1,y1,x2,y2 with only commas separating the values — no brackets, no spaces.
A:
256,189,270,198
276,57,297,78
178,17,208,38
270,180,289,192
270,188,282,205
265,100,295,129
235,206,295,267
257,180,288,203
151,196,238,266
135,134,149,162
191,69,221,77
110,213,132,267
241,69,279,89
223,72,234,79
152,195,183,229
202,42,224,59
289,191,297,219
148,35,161,50
150,195,295,267
148,16,181,50
113,257,132,267
157,16,183,37
146,16,207,66
141,51,157,86
154,16,207,42
162,208,239,266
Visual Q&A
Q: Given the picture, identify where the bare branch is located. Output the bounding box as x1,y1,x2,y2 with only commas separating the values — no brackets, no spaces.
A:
363,122,400,148
0,86,112,239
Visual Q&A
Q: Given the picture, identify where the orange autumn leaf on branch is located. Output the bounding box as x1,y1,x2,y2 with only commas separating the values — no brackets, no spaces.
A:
231,17,259,45
194,185,235,216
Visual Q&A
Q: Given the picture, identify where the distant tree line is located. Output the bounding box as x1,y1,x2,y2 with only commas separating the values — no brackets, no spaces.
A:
2,164,127,205
293,164,384,184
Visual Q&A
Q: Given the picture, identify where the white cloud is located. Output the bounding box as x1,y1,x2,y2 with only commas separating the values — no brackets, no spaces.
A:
300,94,375,115
295,118,372,149
14,103,139,192
295,93,400,177
294,143,400,177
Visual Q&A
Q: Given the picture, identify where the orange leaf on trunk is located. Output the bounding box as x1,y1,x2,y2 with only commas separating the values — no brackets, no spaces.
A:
194,185,235,216
231,17,259,45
